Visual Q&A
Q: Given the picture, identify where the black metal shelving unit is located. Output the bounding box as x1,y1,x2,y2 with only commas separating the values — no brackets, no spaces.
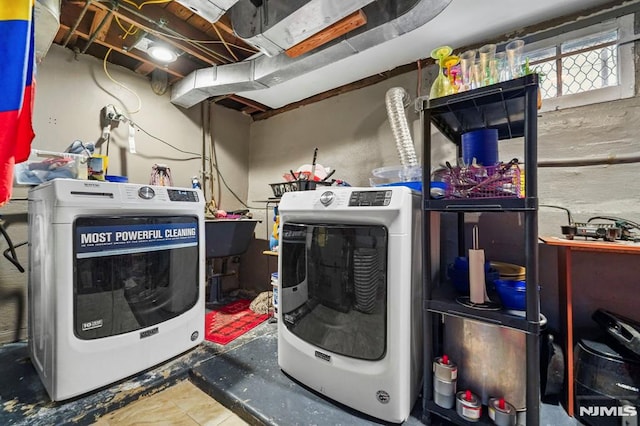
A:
420,74,540,425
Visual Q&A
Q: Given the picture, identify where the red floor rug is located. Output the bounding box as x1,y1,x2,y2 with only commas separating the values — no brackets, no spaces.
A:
205,299,269,345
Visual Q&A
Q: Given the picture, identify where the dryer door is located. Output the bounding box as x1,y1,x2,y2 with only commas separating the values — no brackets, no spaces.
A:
281,222,388,361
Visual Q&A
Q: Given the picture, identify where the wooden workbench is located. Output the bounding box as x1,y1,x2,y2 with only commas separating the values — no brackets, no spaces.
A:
539,236,640,417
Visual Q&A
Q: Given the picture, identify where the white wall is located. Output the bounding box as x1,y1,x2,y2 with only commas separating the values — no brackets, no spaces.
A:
207,104,252,213
0,44,251,344
247,71,423,239
31,45,203,187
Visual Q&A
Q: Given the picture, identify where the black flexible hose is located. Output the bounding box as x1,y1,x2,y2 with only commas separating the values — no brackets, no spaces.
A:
0,220,25,273
539,204,574,225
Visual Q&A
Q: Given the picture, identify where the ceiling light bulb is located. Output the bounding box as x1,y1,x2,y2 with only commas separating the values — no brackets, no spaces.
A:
147,43,178,63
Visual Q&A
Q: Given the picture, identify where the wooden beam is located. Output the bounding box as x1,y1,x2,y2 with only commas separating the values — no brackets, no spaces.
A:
162,1,195,21
54,26,75,45
285,10,367,58
213,15,235,37
54,27,66,44
227,95,268,112
135,61,156,75
89,9,113,42
241,106,261,115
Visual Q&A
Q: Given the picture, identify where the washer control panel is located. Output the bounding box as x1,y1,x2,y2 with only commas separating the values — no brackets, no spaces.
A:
167,189,199,202
348,190,392,206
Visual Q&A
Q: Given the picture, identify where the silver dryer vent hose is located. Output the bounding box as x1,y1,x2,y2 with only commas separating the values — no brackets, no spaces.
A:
385,87,418,168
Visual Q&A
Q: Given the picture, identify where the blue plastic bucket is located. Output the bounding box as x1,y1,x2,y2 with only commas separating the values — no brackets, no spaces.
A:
462,129,499,166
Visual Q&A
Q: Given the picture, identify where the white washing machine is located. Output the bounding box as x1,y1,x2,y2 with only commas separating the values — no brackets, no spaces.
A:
277,185,432,423
28,179,205,401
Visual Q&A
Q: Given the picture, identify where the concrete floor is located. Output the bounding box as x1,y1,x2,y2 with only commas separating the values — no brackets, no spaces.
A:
0,319,579,425
0,321,425,426
0,334,233,426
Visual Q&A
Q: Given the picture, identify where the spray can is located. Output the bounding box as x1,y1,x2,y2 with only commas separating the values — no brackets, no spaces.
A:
433,354,457,409
192,176,201,189
456,390,482,422
488,397,517,426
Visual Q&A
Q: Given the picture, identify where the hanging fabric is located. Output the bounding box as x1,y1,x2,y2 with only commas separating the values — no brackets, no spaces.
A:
0,0,36,206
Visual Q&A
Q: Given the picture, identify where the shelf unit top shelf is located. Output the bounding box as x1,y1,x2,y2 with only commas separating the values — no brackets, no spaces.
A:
424,197,537,212
421,74,539,145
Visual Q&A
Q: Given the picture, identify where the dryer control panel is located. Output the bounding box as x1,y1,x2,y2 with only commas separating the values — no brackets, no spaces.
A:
348,190,392,207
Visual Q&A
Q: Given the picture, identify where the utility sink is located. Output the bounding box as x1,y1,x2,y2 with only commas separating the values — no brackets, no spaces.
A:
204,219,259,258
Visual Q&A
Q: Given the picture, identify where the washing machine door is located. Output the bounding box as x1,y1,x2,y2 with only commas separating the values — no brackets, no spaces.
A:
73,215,200,339
280,222,388,361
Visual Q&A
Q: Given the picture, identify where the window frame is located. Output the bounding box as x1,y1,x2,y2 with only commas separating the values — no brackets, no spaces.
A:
524,13,634,113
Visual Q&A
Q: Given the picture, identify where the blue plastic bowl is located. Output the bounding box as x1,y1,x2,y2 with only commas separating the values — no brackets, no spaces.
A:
494,279,526,310
430,181,447,199
447,257,500,293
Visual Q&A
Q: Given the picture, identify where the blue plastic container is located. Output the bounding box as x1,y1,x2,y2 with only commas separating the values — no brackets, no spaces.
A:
380,181,422,192
462,129,499,166
105,175,128,183
494,279,526,310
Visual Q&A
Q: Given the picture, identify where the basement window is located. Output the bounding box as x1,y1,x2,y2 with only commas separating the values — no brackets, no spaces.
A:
524,13,634,112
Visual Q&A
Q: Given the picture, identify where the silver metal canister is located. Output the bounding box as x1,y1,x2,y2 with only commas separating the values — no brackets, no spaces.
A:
488,397,517,426
456,390,482,422
443,315,526,409
433,355,457,409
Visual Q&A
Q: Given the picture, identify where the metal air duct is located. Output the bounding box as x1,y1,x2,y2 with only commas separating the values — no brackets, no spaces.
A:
35,0,61,62
171,0,452,109
173,0,241,23
231,0,377,57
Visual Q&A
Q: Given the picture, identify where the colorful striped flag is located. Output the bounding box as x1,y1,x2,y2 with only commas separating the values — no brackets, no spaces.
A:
0,0,36,206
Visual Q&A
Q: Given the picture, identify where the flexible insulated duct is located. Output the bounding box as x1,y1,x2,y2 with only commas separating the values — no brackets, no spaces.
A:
385,87,419,172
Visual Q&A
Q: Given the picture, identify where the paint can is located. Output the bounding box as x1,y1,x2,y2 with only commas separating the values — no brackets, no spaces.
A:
433,354,457,408
488,397,517,426
270,272,278,313
456,390,482,422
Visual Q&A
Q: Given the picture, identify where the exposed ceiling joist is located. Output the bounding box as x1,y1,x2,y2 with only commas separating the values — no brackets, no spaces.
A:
227,94,267,112
89,8,112,42
54,0,626,120
58,22,186,79
89,1,226,65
